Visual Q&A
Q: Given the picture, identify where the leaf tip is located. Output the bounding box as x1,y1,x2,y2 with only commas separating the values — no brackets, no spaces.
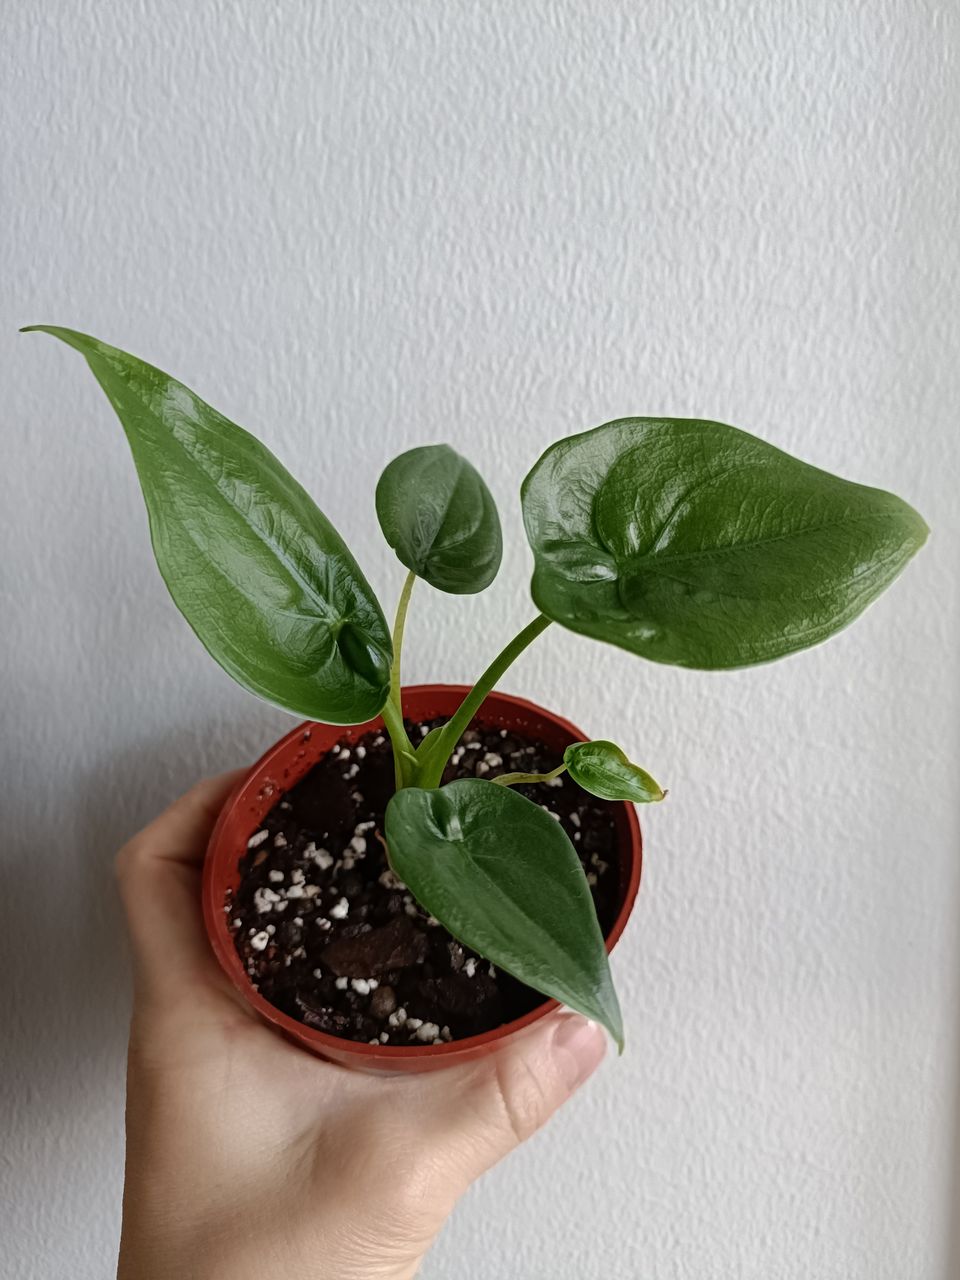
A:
604,1016,625,1055
18,324,86,351
600,993,625,1054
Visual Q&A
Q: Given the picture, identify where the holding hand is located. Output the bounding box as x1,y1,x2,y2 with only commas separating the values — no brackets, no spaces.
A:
116,772,607,1280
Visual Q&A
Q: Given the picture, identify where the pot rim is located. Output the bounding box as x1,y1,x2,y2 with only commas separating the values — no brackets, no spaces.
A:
202,684,642,1061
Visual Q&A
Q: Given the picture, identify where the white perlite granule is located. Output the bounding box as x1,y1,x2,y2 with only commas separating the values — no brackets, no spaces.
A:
247,829,269,849
306,842,334,871
254,887,282,913
329,897,349,919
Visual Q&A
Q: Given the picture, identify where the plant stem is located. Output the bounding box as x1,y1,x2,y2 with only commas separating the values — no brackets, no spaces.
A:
493,762,568,788
380,695,415,788
416,614,553,788
389,569,416,716
379,570,418,787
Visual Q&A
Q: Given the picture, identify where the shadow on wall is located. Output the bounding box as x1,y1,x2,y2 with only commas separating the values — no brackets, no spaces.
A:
1,707,281,1149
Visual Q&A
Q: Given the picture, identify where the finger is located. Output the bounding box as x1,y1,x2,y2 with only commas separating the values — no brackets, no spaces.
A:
116,770,247,1002
402,1012,607,1201
122,769,246,867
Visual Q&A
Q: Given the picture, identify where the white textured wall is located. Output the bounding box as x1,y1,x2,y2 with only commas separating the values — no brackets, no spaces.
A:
3,4,958,1277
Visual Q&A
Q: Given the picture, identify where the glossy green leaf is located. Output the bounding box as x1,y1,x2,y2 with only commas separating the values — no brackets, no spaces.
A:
27,325,392,723
522,418,928,669
564,740,664,803
376,444,502,593
385,778,623,1046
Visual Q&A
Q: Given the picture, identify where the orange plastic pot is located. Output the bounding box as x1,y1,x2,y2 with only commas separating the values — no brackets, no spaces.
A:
203,684,642,1073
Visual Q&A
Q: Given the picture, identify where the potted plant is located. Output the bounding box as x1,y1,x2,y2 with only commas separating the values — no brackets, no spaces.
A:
26,325,928,1071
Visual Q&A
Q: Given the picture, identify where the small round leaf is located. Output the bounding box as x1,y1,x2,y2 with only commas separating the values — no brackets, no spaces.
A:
564,740,664,803
376,444,502,594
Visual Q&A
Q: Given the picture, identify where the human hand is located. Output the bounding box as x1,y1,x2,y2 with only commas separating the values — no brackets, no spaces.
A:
115,772,607,1280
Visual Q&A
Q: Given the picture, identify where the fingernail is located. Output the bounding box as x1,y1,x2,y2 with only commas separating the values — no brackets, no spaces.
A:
552,1014,606,1092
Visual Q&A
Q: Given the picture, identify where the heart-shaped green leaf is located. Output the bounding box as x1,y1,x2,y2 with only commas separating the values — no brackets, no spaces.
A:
376,444,502,593
564,740,664,803
27,326,392,723
522,418,928,669
385,778,623,1046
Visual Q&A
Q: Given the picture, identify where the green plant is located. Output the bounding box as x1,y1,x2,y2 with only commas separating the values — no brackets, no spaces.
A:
26,325,928,1048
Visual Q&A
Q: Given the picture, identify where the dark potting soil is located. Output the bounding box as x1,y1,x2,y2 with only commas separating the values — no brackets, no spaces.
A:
227,720,621,1047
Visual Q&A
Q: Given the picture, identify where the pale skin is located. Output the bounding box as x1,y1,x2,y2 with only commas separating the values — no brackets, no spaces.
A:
116,771,607,1279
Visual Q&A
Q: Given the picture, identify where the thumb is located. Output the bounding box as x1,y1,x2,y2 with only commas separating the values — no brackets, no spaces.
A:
414,1012,607,1196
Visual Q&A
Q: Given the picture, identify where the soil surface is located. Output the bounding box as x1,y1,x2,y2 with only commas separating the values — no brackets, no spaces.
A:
227,719,621,1046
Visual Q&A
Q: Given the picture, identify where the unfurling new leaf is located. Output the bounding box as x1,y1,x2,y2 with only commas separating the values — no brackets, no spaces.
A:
522,417,929,670
564,741,664,803
385,778,623,1046
376,444,502,594
27,326,392,724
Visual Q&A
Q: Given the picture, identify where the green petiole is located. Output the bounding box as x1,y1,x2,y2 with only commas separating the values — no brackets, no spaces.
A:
389,569,416,716
493,762,568,788
381,570,418,786
413,614,552,789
